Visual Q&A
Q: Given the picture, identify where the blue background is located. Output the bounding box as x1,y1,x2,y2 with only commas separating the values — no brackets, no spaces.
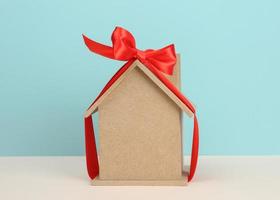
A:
1,0,279,156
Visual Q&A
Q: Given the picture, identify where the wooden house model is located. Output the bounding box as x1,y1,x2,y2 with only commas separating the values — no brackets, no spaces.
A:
84,55,196,186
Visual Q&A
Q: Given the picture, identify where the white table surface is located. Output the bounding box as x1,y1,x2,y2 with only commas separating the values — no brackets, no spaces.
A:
0,156,279,200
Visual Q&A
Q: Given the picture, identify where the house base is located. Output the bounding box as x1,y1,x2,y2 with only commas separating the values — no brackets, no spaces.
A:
91,175,188,186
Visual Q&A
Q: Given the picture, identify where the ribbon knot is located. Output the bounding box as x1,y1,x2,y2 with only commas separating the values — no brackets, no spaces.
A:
136,50,146,60
82,27,177,75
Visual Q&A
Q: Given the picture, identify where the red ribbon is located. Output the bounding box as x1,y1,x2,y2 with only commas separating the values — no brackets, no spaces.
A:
82,27,176,75
83,27,199,182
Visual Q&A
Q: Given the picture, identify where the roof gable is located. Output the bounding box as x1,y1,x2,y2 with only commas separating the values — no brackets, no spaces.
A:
84,59,194,118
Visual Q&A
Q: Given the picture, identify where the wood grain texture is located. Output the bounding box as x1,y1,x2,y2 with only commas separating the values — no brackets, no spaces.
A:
84,55,194,118
98,56,184,181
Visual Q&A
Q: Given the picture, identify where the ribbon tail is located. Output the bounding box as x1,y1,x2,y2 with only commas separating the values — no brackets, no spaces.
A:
188,114,199,182
82,34,115,59
84,115,99,179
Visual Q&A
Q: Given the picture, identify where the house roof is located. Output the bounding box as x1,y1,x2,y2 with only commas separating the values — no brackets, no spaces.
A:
84,59,195,118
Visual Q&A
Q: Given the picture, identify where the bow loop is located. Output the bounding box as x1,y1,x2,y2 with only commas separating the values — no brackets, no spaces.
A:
144,44,176,75
112,27,137,60
83,27,177,75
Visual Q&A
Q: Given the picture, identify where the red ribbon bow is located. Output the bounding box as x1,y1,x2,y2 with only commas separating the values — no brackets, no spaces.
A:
83,27,199,182
82,27,177,75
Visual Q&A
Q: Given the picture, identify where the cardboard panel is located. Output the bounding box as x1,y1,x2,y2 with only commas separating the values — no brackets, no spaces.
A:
85,55,194,118
92,174,187,186
98,57,183,180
